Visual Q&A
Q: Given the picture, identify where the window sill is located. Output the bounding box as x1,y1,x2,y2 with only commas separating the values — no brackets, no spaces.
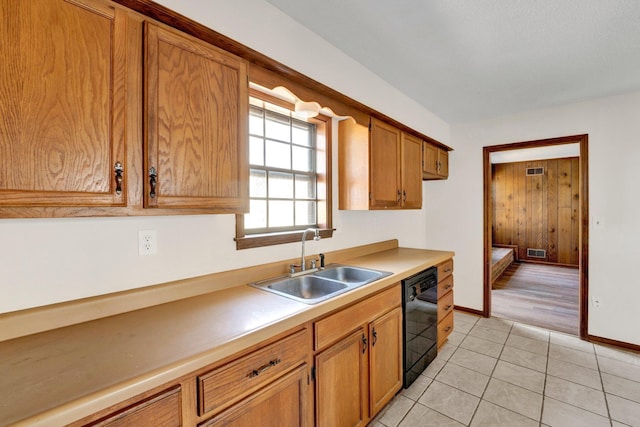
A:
235,228,334,250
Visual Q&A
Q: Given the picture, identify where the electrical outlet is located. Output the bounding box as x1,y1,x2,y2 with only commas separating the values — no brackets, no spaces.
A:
592,296,601,308
138,230,157,256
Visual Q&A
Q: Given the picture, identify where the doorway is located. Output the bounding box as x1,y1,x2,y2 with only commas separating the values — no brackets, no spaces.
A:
482,135,589,339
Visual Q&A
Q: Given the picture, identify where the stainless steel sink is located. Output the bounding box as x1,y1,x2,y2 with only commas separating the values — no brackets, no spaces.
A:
250,264,392,304
314,265,385,284
267,276,348,301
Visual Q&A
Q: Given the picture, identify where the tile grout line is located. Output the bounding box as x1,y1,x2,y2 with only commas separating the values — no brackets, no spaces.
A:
539,326,551,427
594,351,615,427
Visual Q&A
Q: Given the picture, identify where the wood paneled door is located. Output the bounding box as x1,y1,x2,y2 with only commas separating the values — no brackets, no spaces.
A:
492,157,580,265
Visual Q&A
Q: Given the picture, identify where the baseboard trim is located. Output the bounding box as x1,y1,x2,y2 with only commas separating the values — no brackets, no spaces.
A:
454,305,484,317
588,335,640,353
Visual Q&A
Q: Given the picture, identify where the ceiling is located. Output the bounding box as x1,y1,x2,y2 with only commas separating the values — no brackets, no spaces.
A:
264,0,640,123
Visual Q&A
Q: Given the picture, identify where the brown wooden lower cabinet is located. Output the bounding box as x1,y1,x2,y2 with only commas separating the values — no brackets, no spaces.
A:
315,328,368,427
198,364,309,427
369,307,403,416
436,258,455,348
71,286,405,427
314,285,402,427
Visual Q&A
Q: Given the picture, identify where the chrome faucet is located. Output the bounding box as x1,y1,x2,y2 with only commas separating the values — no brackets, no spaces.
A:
300,228,321,272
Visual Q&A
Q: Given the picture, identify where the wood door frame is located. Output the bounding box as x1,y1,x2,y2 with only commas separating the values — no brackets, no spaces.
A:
483,134,589,339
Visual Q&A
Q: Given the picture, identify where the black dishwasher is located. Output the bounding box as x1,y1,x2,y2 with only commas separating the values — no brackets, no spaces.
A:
402,267,438,388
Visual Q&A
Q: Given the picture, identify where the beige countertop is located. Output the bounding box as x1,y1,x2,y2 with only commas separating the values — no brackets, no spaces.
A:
0,246,453,426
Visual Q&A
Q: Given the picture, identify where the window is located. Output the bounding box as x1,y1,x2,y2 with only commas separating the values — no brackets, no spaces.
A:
235,92,332,249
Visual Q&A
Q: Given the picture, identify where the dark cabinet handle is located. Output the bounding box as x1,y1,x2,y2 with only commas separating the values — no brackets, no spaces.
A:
114,162,124,195
247,358,281,378
372,328,377,346
396,189,402,203
445,305,452,311
149,167,157,199
444,326,452,332
402,190,407,202
362,334,368,354
444,284,452,290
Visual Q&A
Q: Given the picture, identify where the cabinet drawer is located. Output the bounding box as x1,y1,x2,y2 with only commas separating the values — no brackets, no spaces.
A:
87,386,181,427
314,284,401,351
437,259,454,281
198,328,308,416
437,312,454,348
437,290,454,321
437,274,454,299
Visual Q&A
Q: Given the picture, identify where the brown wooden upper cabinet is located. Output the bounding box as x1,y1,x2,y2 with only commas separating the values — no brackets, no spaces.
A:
144,22,249,211
0,0,130,207
339,117,422,210
422,141,449,180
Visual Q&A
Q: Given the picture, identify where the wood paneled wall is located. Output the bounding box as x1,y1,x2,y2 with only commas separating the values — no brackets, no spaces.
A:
492,157,579,265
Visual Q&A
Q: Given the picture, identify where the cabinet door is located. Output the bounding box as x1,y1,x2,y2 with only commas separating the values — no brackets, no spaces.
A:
369,118,401,209
400,133,422,209
0,0,128,207
369,307,403,416
199,365,310,427
438,149,449,178
422,141,439,177
315,329,368,427
144,23,248,211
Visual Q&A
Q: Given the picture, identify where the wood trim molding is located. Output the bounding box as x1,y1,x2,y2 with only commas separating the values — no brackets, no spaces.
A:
110,0,451,151
454,305,483,317
483,134,589,339
588,335,640,354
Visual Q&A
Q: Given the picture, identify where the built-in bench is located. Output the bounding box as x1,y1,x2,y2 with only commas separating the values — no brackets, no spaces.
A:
491,246,516,286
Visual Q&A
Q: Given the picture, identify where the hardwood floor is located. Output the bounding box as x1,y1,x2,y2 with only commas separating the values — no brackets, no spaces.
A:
491,262,579,335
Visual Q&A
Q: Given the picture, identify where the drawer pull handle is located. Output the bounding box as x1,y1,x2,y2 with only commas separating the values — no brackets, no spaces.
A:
247,358,281,378
444,305,452,311
444,284,452,290
444,268,452,273
444,326,452,332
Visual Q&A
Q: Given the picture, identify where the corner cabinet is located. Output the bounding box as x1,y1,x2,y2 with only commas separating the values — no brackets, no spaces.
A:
339,118,422,210
144,22,249,212
422,141,449,180
313,285,402,427
0,0,131,208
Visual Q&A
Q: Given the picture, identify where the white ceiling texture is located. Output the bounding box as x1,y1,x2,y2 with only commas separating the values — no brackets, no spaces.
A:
264,0,640,123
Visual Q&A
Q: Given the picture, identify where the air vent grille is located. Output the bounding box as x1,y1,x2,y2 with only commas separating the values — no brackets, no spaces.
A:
526,167,544,176
527,248,546,258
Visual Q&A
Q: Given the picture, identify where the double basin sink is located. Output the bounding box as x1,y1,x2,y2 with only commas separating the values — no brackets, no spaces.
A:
250,264,393,304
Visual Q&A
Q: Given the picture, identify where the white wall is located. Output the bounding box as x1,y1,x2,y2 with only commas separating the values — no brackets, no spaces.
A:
429,91,640,345
0,0,449,314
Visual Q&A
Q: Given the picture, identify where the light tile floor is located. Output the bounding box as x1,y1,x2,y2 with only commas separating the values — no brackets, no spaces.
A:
371,311,640,427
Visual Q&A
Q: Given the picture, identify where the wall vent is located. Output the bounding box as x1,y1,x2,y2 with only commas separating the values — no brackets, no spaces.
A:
527,248,546,258
526,167,544,176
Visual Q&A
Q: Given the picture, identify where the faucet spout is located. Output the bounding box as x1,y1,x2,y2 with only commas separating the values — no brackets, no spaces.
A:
301,228,320,271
